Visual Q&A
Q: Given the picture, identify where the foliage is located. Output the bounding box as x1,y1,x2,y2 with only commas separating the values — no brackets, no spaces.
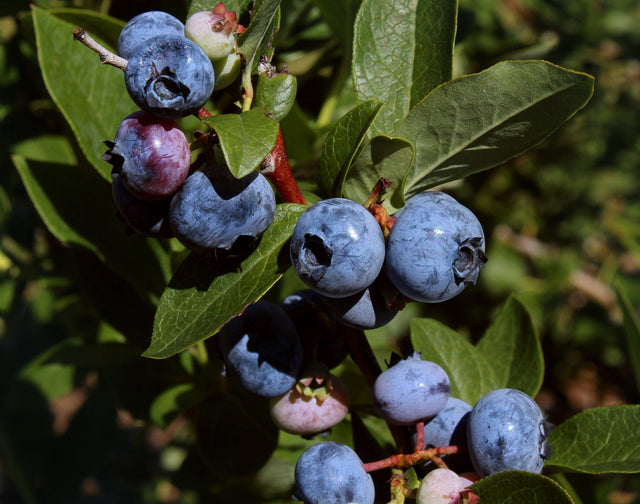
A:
1,0,639,503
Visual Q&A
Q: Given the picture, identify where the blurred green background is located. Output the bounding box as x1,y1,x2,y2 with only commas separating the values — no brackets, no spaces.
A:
1,0,639,502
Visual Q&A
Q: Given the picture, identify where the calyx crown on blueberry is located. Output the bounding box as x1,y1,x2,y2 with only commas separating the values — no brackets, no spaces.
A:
289,197,386,298
124,35,215,119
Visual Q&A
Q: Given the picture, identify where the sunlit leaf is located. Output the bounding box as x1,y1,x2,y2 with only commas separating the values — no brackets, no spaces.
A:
353,0,457,135
398,60,595,195
545,405,640,474
146,204,305,359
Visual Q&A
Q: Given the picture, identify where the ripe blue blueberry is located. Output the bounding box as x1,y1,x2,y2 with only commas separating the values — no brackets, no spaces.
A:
111,173,173,238
104,111,191,201
219,301,303,398
294,442,375,504
322,283,398,330
372,353,450,425
416,397,473,472
124,35,215,119
280,290,349,370
117,11,185,60
289,198,385,298
385,191,486,303
169,162,276,252
467,388,553,476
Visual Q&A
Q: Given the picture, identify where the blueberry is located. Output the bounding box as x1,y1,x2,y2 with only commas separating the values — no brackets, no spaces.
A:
219,301,303,398
269,373,349,436
295,442,375,504
169,162,276,252
185,5,243,61
280,290,349,369
372,353,450,425
467,388,553,476
416,468,474,504
289,198,385,298
415,397,473,472
111,173,173,238
117,11,185,60
124,35,215,119
104,111,191,201
385,191,486,303
322,282,398,330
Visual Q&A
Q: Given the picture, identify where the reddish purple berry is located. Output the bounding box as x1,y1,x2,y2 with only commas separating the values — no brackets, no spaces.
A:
105,111,191,201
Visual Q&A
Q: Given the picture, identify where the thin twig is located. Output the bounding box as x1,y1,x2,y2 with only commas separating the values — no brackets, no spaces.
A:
72,28,128,70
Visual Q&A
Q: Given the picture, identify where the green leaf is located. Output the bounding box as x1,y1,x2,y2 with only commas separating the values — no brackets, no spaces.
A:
12,154,168,302
11,134,78,165
203,109,279,178
614,282,640,394
47,8,124,42
343,135,414,211
253,72,297,122
237,0,281,72
145,204,306,359
398,60,595,196
411,296,544,404
17,339,82,402
545,405,640,474
476,296,544,398
188,0,253,18
32,7,135,180
320,100,383,195
150,383,210,429
411,318,499,405
471,471,574,504
352,0,457,136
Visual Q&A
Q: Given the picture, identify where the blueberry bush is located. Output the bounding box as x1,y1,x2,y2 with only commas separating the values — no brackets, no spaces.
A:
2,0,640,502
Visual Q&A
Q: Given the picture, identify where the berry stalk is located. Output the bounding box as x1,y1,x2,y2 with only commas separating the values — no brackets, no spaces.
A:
72,28,128,70
361,445,458,473
261,128,307,205
414,421,425,453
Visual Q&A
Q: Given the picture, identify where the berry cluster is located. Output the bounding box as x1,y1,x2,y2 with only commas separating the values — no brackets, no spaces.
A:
294,362,553,504
218,297,353,438
105,7,274,254
90,5,550,503
215,275,552,503
289,190,487,331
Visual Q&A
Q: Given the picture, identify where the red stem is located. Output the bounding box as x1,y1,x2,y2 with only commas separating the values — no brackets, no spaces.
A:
414,421,425,453
262,128,307,205
362,445,458,473
197,107,213,119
